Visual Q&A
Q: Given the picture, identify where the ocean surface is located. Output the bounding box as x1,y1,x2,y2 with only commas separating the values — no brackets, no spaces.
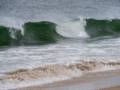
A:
0,0,120,89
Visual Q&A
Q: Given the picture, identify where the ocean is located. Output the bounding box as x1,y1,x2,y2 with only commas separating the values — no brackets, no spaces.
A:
0,0,120,89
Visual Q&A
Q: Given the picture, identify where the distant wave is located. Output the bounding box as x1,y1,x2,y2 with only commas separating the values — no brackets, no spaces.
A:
0,19,120,46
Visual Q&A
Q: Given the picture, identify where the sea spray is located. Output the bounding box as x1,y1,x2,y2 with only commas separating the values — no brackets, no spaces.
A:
56,18,89,38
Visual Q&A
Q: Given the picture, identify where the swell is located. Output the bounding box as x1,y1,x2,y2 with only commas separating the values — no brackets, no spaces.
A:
0,19,120,46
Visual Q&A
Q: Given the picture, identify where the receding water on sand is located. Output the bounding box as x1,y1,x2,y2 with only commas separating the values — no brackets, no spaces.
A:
43,76,120,90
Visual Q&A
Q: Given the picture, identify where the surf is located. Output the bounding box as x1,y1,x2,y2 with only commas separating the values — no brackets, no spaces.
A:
0,18,120,46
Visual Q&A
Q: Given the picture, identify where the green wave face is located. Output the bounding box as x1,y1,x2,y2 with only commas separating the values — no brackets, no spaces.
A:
86,19,120,37
1,19,120,46
22,21,58,45
0,26,22,46
0,26,11,46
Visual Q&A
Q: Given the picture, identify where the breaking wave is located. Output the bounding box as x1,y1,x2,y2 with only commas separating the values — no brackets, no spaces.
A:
0,60,120,90
0,18,120,46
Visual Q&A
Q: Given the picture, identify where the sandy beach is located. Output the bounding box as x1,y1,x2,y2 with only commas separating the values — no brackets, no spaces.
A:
15,69,120,90
103,86,120,90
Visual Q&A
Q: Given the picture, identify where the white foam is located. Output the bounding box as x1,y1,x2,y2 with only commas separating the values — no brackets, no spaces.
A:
56,18,89,38
0,72,82,90
0,16,24,35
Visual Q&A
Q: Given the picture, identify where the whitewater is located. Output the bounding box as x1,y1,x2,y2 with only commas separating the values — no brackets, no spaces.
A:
1,0,120,90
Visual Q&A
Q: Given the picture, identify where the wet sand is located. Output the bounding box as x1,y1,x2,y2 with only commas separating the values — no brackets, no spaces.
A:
103,86,120,90
15,69,120,90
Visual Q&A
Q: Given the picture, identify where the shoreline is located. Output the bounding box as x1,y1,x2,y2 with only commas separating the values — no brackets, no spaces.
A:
0,61,120,90
103,86,120,90
15,69,120,90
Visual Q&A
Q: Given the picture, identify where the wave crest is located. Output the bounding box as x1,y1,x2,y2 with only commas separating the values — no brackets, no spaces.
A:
1,18,120,46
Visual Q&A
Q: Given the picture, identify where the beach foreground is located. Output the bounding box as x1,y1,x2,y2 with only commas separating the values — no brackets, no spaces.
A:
15,69,120,90
103,86,120,90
